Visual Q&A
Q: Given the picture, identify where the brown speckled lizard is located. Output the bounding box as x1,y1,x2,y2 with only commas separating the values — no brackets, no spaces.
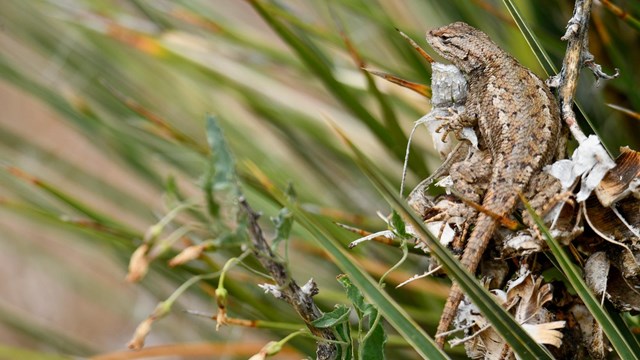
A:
425,22,561,347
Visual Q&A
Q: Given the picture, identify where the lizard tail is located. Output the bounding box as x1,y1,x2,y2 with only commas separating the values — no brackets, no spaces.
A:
459,213,499,270
435,213,499,348
436,283,464,348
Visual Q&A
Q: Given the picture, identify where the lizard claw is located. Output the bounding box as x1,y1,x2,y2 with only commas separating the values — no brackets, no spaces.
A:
435,108,466,142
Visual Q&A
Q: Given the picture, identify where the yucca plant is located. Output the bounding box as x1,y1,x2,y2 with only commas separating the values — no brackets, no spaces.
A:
1,0,639,359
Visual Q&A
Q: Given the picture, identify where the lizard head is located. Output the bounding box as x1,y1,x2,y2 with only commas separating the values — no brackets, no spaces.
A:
426,22,499,73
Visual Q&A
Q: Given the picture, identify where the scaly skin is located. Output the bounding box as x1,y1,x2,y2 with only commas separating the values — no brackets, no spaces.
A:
425,22,561,348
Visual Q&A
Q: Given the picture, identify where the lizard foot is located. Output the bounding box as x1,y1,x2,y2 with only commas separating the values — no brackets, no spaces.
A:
435,107,472,142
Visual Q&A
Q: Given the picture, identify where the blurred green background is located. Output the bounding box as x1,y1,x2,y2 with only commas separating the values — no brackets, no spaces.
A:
0,1,638,359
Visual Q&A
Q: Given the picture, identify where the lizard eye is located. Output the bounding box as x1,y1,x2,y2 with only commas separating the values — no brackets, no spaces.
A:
439,33,455,44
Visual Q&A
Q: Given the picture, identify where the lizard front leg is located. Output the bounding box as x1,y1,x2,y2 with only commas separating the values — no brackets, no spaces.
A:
435,107,478,142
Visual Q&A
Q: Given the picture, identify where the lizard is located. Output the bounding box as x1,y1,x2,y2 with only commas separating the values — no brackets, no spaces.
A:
424,22,562,347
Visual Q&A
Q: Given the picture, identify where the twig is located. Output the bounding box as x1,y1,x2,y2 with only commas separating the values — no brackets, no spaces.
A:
362,68,431,98
239,197,337,360
395,28,434,63
550,0,619,145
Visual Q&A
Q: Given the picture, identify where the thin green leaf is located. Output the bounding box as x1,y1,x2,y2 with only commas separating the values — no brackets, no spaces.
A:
247,1,381,135
5,167,139,238
202,165,219,218
522,196,640,360
204,115,240,218
336,320,353,360
339,271,387,359
606,302,640,353
338,274,370,317
0,200,135,247
502,0,557,77
390,210,407,237
361,310,386,360
0,124,154,220
311,305,351,328
600,0,640,32
128,0,172,31
205,116,238,191
271,207,293,249
0,305,93,358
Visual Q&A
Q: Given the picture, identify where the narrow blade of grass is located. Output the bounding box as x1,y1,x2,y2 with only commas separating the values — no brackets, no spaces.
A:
5,166,139,238
502,0,557,77
600,0,640,32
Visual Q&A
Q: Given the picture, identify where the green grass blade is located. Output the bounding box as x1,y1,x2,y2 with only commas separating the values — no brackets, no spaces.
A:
606,302,640,352
502,0,557,77
0,200,137,246
522,197,640,359
336,127,553,359
5,167,139,238
601,0,640,32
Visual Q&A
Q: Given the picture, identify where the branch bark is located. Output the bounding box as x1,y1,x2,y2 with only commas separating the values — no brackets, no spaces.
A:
551,0,619,146
240,198,338,360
